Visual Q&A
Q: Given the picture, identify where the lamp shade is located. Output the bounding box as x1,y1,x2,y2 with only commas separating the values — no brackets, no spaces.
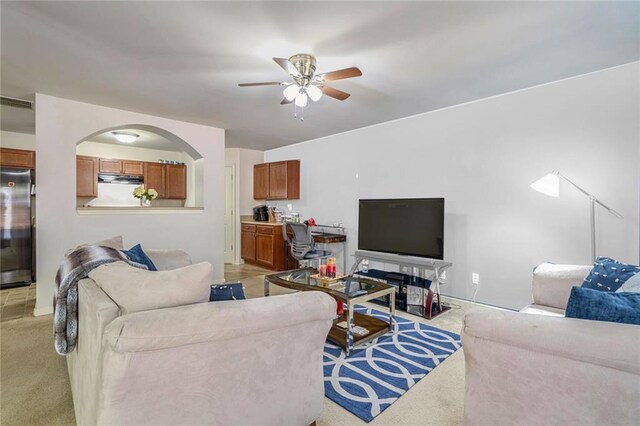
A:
307,85,323,102
295,92,308,107
530,173,560,197
283,84,300,101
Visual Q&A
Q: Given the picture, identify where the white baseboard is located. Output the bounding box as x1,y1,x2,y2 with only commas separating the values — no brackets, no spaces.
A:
33,305,54,316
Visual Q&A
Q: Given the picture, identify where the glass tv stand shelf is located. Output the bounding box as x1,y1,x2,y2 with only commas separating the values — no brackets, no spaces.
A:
349,250,453,318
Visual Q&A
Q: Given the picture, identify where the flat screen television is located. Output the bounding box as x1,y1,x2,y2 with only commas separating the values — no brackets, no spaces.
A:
358,198,444,259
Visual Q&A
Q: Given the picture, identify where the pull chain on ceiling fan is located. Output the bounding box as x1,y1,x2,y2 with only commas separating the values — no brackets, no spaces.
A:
239,53,362,120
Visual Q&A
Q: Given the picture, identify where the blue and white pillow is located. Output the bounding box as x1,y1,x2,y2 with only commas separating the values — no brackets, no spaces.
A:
582,257,640,292
121,244,158,271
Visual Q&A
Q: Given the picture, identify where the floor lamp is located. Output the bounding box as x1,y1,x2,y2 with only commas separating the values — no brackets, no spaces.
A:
530,170,622,262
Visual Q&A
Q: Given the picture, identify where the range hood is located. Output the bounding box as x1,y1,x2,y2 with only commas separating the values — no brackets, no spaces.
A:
98,173,144,185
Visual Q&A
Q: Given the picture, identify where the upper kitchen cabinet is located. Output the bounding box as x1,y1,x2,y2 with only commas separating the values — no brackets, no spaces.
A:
122,160,144,175
253,163,269,200
76,156,98,197
143,162,166,198
99,158,123,174
0,148,35,169
99,158,144,175
165,164,187,199
253,160,300,200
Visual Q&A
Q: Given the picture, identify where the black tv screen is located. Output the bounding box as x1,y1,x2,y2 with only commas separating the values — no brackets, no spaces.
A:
358,198,444,259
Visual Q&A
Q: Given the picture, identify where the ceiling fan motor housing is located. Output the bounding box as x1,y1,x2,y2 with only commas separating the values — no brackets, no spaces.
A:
289,53,317,78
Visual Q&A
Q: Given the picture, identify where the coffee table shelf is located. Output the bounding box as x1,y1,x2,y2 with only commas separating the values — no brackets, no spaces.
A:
328,312,392,349
264,267,396,354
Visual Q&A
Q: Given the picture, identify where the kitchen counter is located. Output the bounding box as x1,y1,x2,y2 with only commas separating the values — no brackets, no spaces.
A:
241,220,283,226
77,207,203,215
241,221,347,243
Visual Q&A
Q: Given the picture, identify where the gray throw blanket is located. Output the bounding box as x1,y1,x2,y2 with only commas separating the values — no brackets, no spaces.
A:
53,245,145,355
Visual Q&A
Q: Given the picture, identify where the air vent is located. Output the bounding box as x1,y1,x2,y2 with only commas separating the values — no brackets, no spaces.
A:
0,96,33,110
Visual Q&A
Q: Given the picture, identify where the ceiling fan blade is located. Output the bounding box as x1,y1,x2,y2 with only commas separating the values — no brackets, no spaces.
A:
314,67,362,82
280,98,293,105
319,85,350,101
273,57,301,77
238,82,283,87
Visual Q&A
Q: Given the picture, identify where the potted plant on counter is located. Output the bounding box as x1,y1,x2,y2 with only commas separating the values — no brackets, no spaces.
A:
133,186,158,207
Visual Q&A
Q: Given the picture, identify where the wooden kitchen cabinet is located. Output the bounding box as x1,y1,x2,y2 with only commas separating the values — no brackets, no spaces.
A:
122,160,144,175
240,222,286,271
143,162,166,198
76,156,98,197
165,164,187,199
253,163,269,200
253,160,300,200
0,148,35,169
99,159,123,174
255,226,276,267
241,224,257,261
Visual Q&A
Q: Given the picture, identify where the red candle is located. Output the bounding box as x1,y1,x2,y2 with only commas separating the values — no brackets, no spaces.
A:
319,264,327,277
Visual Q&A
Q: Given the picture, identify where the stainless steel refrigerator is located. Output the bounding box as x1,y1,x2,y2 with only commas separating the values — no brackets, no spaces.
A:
0,167,32,287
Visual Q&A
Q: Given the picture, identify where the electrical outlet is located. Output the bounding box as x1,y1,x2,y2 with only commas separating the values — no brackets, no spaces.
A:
472,273,480,285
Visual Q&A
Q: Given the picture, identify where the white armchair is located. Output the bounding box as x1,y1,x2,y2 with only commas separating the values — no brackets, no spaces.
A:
461,263,640,425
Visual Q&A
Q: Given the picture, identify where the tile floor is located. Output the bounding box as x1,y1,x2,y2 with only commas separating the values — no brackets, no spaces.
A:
0,283,36,322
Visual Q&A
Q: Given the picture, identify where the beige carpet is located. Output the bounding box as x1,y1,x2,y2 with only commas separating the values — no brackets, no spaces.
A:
1,314,76,425
0,266,496,425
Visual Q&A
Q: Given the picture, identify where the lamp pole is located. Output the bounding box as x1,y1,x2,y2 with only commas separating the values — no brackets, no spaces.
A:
554,172,622,262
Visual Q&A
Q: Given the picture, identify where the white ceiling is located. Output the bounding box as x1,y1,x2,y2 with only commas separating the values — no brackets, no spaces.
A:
1,2,638,150
86,129,185,153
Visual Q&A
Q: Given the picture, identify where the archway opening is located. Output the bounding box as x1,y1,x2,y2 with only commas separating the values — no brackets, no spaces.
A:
75,125,204,208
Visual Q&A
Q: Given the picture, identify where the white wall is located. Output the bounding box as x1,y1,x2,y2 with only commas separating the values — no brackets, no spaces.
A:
225,147,264,264
265,63,640,310
0,130,35,149
76,141,198,207
35,94,225,314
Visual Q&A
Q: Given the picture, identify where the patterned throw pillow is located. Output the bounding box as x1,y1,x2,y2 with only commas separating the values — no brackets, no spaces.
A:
582,257,640,292
121,244,158,271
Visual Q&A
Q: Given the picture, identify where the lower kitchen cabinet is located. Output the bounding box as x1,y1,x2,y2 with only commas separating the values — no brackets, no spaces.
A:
241,229,256,261
240,223,286,271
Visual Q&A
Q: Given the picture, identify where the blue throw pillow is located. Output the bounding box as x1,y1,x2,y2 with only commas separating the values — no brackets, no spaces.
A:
566,286,640,325
209,283,245,301
121,244,158,271
581,257,640,292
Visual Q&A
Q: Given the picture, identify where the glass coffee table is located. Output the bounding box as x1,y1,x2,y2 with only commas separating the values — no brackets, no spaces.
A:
264,268,395,354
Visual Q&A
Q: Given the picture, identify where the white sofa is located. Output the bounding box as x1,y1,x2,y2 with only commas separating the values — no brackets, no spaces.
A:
66,249,336,426
462,263,640,425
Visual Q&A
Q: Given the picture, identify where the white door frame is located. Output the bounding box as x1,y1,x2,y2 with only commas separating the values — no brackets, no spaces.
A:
224,165,236,264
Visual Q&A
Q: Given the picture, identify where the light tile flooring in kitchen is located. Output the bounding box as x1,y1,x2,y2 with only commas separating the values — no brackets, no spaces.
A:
0,283,36,322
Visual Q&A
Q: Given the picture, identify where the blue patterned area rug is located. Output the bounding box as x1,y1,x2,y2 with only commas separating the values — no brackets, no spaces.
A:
323,305,462,422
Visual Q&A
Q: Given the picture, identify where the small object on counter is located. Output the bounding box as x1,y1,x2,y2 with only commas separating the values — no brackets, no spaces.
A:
267,207,276,222
274,210,283,223
319,264,327,277
307,217,316,227
327,257,337,278
290,212,300,223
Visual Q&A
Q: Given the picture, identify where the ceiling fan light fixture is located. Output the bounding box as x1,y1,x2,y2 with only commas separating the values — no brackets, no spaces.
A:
283,84,300,101
295,92,308,107
111,131,139,144
307,84,323,102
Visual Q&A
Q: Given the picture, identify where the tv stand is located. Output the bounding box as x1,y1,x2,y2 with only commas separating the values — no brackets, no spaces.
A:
349,250,453,318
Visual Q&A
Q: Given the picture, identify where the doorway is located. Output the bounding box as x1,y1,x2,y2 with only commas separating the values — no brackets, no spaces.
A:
224,165,235,264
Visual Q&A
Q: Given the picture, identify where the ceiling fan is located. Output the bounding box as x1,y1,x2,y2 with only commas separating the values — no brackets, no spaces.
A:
239,53,362,119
